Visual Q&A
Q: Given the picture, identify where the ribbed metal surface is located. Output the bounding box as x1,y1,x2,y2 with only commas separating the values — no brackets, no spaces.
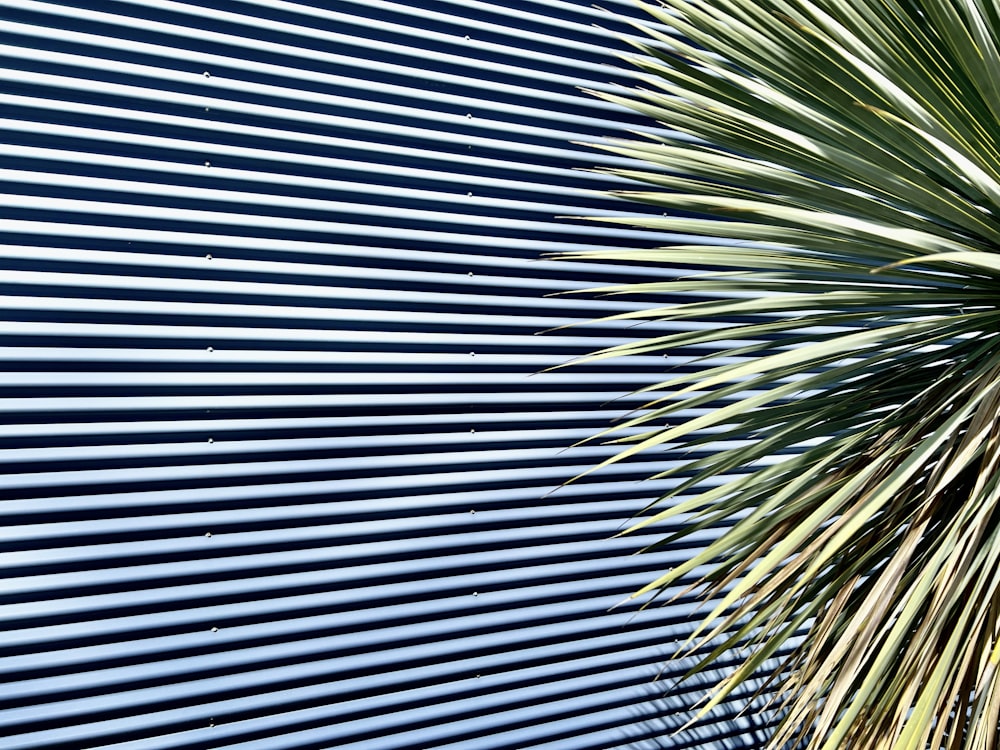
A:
0,2,781,748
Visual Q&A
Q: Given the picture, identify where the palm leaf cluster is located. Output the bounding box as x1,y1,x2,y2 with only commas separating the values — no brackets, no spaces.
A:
557,1,1000,748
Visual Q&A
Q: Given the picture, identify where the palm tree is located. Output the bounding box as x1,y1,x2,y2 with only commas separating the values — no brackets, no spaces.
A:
555,1,1000,748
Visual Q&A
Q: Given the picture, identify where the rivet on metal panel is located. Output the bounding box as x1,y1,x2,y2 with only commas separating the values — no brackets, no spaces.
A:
206,254,213,260
205,532,213,537
464,35,470,40
466,113,472,119
468,271,474,277
470,351,475,357
470,509,476,514
208,437,214,443
204,161,211,167
467,192,472,197
207,347,214,353
203,71,211,77
470,428,475,433
472,591,479,597
211,627,219,632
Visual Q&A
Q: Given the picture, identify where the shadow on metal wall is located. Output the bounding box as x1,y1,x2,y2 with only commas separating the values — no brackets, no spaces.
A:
0,1,787,748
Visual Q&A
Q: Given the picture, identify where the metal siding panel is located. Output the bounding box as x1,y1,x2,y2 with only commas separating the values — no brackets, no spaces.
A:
0,1,782,748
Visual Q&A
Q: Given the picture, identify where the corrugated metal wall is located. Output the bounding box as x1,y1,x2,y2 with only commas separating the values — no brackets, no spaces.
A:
0,1,783,748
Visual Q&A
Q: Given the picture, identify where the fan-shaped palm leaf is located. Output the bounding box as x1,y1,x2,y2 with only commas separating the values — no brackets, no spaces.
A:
558,1,1000,748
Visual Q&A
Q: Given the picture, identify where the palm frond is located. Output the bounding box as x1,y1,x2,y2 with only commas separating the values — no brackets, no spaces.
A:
558,1,1000,747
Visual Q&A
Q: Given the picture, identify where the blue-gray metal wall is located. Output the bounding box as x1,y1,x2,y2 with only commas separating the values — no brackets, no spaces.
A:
0,1,779,748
